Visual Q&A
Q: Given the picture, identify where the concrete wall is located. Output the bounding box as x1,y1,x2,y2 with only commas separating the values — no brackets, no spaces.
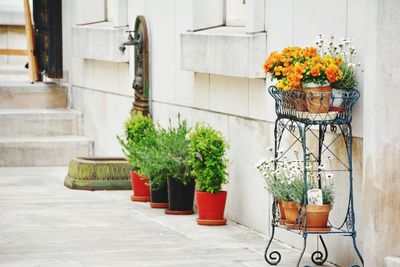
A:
63,0,399,266
363,0,400,266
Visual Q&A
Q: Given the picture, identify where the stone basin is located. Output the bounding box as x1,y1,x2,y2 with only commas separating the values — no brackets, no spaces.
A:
64,157,131,190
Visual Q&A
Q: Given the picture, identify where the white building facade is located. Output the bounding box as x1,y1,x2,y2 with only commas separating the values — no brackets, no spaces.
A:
62,1,400,266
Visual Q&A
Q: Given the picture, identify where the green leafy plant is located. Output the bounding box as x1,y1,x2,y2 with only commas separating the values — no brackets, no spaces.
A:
256,152,335,205
257,157,303,202
331,64,358,90
117,112,155,171
138,116,193,188
133,125,168,190
189,124,229,193
322,185,335,204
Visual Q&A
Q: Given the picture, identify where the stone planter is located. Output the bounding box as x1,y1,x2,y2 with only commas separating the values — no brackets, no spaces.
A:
64,157,131,190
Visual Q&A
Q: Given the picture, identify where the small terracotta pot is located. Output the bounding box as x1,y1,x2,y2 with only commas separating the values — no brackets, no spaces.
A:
305,204,332,228
304,85,332,113
196,191,227,226
278,199,286,220
130,171,150,202
282,200,299,224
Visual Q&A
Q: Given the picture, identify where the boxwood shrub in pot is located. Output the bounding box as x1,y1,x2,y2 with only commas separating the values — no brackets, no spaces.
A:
117,112,154,202
189,124,229,225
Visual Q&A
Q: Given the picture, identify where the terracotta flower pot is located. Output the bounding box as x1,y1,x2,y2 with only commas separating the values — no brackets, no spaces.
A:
305,204,332,228
282,200,299,224
278,199,286,221
296,98,308,111
130,171,150,202
304,85,332,113
196,191,227,226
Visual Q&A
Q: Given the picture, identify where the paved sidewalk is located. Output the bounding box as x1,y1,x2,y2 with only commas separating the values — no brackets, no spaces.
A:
0,167,333,267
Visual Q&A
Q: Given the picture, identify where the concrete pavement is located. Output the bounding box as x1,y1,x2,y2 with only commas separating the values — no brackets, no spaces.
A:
0,167,333,267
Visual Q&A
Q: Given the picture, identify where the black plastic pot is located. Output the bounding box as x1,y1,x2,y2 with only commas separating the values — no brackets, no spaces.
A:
165,177,195,214
150,184,169,208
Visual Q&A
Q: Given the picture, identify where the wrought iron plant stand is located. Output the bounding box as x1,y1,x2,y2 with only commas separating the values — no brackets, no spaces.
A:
264,86,363,267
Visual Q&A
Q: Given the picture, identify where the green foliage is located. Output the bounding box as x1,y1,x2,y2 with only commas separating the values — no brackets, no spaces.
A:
331,65,358,90
134,125,167,190
160,118,193,185
136,117,193,189
288,177,306,205
258,159,303,202
116,112,155,171
257,157,335,205
188,124,229,193
322,185,335,205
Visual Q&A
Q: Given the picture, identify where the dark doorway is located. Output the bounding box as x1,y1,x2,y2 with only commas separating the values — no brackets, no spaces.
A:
33,0,63,79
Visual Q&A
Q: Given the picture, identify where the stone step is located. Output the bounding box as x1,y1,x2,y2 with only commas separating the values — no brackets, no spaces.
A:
0,64,27,75
0,82,68,109
0,64,30,83
0,109,82,137
0,136,94,167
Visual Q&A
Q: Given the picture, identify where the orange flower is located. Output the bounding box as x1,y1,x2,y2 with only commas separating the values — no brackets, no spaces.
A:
263,45,344,90
303,47,318,58
325,64,343,83
310,64,321,76
274,66,283,76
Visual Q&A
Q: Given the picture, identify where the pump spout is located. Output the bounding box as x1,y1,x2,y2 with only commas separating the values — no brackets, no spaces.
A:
119,31,142,54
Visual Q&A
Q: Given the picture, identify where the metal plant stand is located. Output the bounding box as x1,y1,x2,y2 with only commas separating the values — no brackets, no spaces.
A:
264,86,363,267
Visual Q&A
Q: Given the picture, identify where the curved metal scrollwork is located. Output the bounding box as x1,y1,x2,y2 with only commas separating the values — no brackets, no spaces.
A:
264,217,281,266
265,250,282,266
311,236,328,265
346,206,354,231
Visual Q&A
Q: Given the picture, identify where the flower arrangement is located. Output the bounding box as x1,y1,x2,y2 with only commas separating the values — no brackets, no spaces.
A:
316,35,359,91
256,149,335,206
263,46,344,91
256,153,302,202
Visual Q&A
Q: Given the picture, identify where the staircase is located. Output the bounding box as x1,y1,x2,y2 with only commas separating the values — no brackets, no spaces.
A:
0,68,94,166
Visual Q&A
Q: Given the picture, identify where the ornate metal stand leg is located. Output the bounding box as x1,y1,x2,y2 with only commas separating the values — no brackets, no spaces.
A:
342,124,364,267
311,235,328,265
351,232,364,267
296,233,307,267
264,223,281,265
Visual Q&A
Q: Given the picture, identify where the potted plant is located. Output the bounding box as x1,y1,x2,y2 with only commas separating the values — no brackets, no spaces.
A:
161,117,195,215
327,37,359,112
189,124,229,226
290,158,335,231
263,40,344,113
135,125,169,208
291,182,335,231
117,112,154,202
256,156,302,225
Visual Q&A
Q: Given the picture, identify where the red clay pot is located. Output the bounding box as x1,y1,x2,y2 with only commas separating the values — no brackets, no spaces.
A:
304,85,332,113
196,191,227,226
305,204,332,228
130,171,150,202
282,200,299,224
278,199,286,221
